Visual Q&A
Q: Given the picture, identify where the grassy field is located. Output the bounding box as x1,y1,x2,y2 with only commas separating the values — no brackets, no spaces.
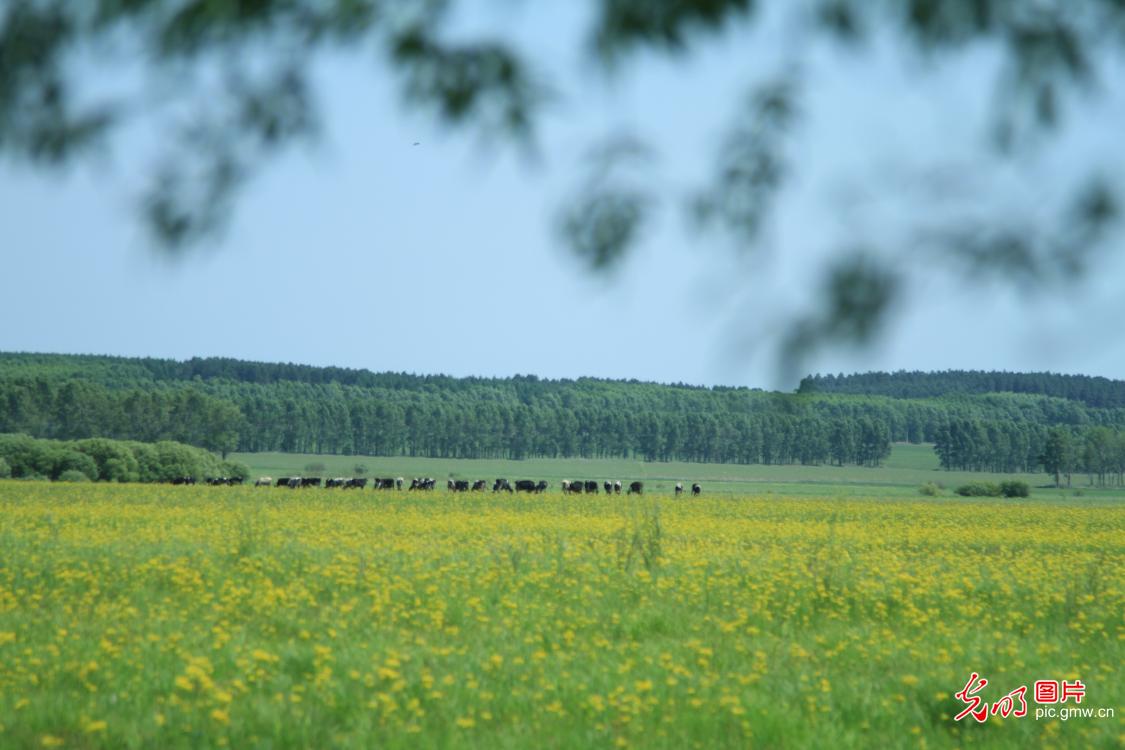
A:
231,443,1125,501
0,482,1120,748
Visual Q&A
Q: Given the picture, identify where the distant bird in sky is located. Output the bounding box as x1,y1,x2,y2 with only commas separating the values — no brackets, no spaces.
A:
413,142,420,146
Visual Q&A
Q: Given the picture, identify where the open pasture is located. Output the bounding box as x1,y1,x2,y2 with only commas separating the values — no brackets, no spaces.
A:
0,482,1121,748
233,443,1125,501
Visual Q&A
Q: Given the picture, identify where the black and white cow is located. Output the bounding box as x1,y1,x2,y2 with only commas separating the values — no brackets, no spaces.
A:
692,482,701,496
255,477,273,487
536,480,549,493
614,480,622,494
675,482,683,496
514,479,537,493
604,481,613,494
347,477,368,489
493,478,513,493
584,480,598,494
628,481,643,495
471,480,487,491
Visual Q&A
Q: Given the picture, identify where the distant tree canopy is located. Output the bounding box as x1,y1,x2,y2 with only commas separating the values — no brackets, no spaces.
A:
6,353,1125,484
3,1,1123,372
800,370,1125,409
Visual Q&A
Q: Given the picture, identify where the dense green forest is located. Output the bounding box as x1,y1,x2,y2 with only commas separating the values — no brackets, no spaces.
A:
799,370,1125,409
3,353,1125,482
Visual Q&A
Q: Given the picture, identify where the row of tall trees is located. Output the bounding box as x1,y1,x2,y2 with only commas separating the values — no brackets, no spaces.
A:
3,354,1125,470
1038,426,1125,488
0,376,895,465
934,420,1125,487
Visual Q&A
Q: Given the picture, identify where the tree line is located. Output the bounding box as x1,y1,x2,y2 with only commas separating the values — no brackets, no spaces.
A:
3,354,1125,473
800,370,1125,410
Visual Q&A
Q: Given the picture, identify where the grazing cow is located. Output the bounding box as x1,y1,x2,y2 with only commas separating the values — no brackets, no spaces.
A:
471,480,487,491
275,477,290,488
514,479,537,493
628,481,643,495
327,477,347,488
447,479,456,491
374,478,396,490
567,480,584,494
675,482,683,496
454,480,470,492
255,477,273,487
410,478,435,491
561,480,571,493
301,477,322,488
536,480,549,493
227,477,244,486
396,477,404,490
584,480,598,494
692,483,701,496
171,476,196,485
493,478,513,493
614,480,622,494
346,478,367,489
604,481,613,494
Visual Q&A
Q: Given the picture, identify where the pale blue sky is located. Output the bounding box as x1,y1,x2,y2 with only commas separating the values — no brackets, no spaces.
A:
3,2,1124,389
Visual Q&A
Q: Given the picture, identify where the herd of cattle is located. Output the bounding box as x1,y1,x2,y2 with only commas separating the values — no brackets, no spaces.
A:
172,475,702,495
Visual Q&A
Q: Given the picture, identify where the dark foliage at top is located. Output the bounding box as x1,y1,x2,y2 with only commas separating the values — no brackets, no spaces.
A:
4,1,1124,373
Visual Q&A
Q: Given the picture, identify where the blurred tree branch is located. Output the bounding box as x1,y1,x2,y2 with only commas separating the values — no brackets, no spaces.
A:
2,0,1123,378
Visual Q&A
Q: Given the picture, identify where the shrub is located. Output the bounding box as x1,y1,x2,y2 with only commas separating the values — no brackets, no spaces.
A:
50,450,99,481
955,481,1002,497
918,481,941,496
58,469,91,482
220,461,251,482
999,481,1030,498
0,456,10,478
74,438,141,482
304,462,327,476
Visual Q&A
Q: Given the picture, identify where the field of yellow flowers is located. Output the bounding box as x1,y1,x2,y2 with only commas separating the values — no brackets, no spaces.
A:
0,482,1121,748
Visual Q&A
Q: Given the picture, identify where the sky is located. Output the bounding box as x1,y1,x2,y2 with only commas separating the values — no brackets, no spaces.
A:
3,2,1125,390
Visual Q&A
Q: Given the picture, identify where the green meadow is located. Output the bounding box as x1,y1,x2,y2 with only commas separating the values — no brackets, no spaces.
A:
0,482,1120,749
232,443,1125,501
